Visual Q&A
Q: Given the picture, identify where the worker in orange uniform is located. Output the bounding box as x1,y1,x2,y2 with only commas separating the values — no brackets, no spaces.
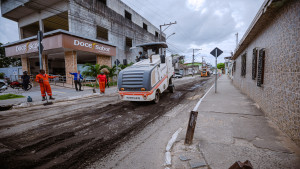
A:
97,71,107,94
35,69,57,101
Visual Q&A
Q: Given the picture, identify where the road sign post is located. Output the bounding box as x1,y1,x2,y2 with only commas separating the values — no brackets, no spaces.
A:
215,49,217,93
210,47,223,93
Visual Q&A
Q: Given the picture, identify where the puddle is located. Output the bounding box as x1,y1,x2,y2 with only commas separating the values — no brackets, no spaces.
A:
170,92,183,99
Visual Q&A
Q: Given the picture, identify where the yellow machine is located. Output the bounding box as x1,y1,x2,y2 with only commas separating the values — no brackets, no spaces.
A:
201,63,208,77
201,70,208,77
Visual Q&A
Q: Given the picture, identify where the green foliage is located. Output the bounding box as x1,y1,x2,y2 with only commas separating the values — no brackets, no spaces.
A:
0,94,25,100
0,72,5,79
0,43,21,68
117,62,134,70
179,59,185,64
82,64,101,78
217,63,225,69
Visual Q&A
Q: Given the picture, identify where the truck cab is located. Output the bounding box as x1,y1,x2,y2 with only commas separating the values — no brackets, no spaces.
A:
117,42,174,103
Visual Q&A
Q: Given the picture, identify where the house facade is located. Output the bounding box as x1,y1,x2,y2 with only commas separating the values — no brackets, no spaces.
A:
232,0,299,146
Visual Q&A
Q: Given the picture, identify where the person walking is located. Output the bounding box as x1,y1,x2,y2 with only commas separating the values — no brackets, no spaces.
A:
35,69,57,101
69,71,83,91
21,71,30,90
97,71,107,94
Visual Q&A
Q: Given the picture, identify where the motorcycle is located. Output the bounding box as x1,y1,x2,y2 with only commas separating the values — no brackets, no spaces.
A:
0,79,8,93
8,80,32,91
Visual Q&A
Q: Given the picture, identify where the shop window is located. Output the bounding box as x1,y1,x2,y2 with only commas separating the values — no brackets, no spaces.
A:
96,26,108,41
241,53,246,77
125,10,132,21
143,23,148,31
252,48,258,80
257,49,265,87
155,31,159,37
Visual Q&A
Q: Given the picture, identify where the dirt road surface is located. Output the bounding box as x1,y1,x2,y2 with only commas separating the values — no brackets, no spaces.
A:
0,76,213,169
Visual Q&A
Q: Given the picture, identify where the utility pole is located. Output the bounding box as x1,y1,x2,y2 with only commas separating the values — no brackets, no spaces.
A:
159,21,177,42
192,49,201,77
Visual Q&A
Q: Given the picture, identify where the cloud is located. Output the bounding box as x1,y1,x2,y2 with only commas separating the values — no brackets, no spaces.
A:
120,0,264,65
0,0,265,66
0,16,19,44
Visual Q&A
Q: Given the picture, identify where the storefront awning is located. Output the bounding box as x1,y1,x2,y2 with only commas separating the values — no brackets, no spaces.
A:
2,29,116,57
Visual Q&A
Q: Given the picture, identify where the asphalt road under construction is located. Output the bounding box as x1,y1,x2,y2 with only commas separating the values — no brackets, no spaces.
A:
0,76,214,169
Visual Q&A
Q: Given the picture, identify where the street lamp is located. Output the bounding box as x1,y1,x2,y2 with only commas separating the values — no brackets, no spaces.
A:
166,32,175,40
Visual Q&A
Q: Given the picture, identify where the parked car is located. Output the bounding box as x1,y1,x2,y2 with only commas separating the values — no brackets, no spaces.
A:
174,73,183,78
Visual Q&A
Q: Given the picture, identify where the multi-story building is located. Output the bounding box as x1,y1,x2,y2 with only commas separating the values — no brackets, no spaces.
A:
232,0,299,146
1,0,164,83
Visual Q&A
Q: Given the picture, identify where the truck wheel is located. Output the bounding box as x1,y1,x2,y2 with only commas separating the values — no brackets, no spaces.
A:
169,85,175,93
153,90,160,104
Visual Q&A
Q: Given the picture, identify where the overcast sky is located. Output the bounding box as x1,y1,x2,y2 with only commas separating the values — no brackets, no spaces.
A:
0,0,264,65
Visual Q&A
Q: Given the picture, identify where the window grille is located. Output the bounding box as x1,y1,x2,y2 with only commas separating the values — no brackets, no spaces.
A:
233,61,236,72
257,49,265,87
241,53,246,77
252,48,258,80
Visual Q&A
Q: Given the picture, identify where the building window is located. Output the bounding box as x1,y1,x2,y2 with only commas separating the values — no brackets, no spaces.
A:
257,49,265,87
252,48,258,80
241,53,246,77
125,10,132,21
98,0,107,5
233,61,236,72
143,23,148,31
125,37,132,48
155,31,159,37
96,26,108,41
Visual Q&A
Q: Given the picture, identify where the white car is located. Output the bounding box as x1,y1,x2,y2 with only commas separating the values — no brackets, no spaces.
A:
174,73,183,78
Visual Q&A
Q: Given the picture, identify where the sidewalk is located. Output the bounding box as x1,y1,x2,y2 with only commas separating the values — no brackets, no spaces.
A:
170,75,300,169
0,84,118,108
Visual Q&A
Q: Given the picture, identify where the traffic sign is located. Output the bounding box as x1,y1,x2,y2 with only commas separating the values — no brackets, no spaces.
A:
210,47,223,57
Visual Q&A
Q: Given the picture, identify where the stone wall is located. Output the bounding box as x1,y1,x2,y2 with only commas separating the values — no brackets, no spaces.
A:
233,0,300,146
64,51,77,84
96,55,112,67
21,55,30,74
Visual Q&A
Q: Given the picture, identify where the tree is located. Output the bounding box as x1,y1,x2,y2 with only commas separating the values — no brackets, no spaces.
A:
217,63,225,69
82,64,102,89
0,42,21,68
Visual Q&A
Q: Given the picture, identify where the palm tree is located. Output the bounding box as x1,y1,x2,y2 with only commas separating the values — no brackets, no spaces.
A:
82,63,101,89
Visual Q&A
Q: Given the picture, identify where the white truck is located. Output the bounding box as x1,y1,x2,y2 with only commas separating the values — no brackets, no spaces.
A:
117,42,175,103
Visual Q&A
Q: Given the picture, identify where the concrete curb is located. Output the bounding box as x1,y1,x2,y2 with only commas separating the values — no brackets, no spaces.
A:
11,92,118,109
164,127,182,167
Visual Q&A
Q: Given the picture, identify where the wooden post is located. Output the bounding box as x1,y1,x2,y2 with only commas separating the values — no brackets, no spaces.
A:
185,111,198,145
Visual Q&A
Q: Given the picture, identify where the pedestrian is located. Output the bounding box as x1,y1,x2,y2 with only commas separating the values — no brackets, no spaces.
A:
35,69,57,101
69,71,83,91
106,78,110,88
21,71,30,90
97,71,107,94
